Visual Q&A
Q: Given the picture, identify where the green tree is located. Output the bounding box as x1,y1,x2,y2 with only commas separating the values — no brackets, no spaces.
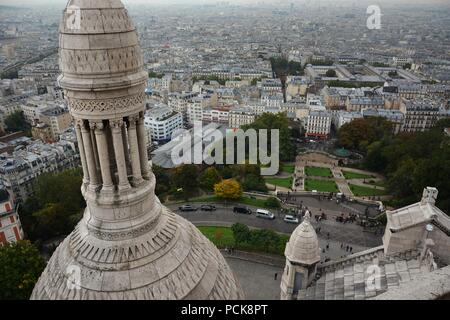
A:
388,70,398,77
153,165,172,196
173,164,199,199
249,229,283,253
264,197,281,208
365,140,389,172
148,71,164,79
387,158,418,205
325,69,337,77
270,57,304,76
358,118,450,214
338,117,393,153
242,113,296,162
199,167,222,191
0,241,46,300
5,111,30,134
231,223,251,245
19,169,84,241
32,203,74,239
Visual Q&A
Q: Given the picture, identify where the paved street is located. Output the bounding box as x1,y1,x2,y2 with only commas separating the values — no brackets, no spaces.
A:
225,258,283,300
169,202,383,249
277,193,380,217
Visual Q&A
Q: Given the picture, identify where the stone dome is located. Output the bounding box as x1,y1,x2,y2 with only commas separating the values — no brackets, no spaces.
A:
58,0,148,92
31,0,244,300
31,202,244,300
284,212,321,265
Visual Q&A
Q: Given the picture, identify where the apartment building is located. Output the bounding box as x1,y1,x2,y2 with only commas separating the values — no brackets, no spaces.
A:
0,189,23,245
400,99,441,133
306,111,332,139
0,140,80,203
144,106,183,142
229,107,256,128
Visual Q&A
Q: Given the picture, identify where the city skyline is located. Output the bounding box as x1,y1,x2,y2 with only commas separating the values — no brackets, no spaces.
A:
0,0,449,303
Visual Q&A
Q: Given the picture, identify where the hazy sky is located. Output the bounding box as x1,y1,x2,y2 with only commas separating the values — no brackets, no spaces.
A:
1,0,449,6
0,0,450,9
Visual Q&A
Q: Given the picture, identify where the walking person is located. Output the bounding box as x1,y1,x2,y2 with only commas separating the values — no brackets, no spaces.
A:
274,273,278,281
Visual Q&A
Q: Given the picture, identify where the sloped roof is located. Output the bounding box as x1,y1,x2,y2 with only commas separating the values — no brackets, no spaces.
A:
298,246,432,300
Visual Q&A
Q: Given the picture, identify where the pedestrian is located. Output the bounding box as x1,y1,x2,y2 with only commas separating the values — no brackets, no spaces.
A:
346,245,349,252
350,247,353,253
340,243,343,249
327,232,330,239
326,243,329,250
274,273,278,281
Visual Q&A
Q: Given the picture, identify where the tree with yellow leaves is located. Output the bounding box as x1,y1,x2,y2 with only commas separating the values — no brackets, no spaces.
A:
214,179,243,200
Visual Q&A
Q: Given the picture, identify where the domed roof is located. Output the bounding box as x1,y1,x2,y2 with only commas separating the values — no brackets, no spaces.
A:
58,0,148,91
284,212,321,265
31,203,244,300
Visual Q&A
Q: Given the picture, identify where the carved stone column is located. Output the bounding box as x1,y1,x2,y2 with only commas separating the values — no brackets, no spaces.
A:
111,119,131,191
75,120,89,185
93,121,114,193
128,115,143,186
121,122,131,175
81,121,100,192
136,115,150,180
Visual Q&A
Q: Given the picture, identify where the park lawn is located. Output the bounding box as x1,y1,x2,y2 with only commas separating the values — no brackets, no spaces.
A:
281,164,295,174
305,179,339,193
197,226,235,248
197,226,289,256
349,184,387,197
368,180,386,188
342,170,374,180
305,166,333,178
264,177,293,189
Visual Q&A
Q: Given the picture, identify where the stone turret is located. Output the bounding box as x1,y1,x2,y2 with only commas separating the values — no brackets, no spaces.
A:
281,211,321,300
31,0,243,300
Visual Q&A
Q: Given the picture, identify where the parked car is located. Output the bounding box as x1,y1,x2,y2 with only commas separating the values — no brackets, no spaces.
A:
256,209,275,220
179,205,198,212
233,206,252,215
201,205,216,211
284,215,299,224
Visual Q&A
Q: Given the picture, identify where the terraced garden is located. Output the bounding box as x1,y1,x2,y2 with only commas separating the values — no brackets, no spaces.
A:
264,177,293,188
342,170,374,180
305,179,339,193
349,184,387,197
305,166,333,178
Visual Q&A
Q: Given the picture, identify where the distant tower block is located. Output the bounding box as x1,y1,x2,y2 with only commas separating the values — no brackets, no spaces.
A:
281,211,321,300
31,0,243,300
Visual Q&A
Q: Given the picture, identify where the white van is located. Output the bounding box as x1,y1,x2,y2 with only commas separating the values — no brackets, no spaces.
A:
256,209,275,220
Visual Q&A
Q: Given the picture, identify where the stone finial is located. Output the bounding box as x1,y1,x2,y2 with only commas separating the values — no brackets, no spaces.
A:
421,187,438,205
304,210,311,222
284,210,320,266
